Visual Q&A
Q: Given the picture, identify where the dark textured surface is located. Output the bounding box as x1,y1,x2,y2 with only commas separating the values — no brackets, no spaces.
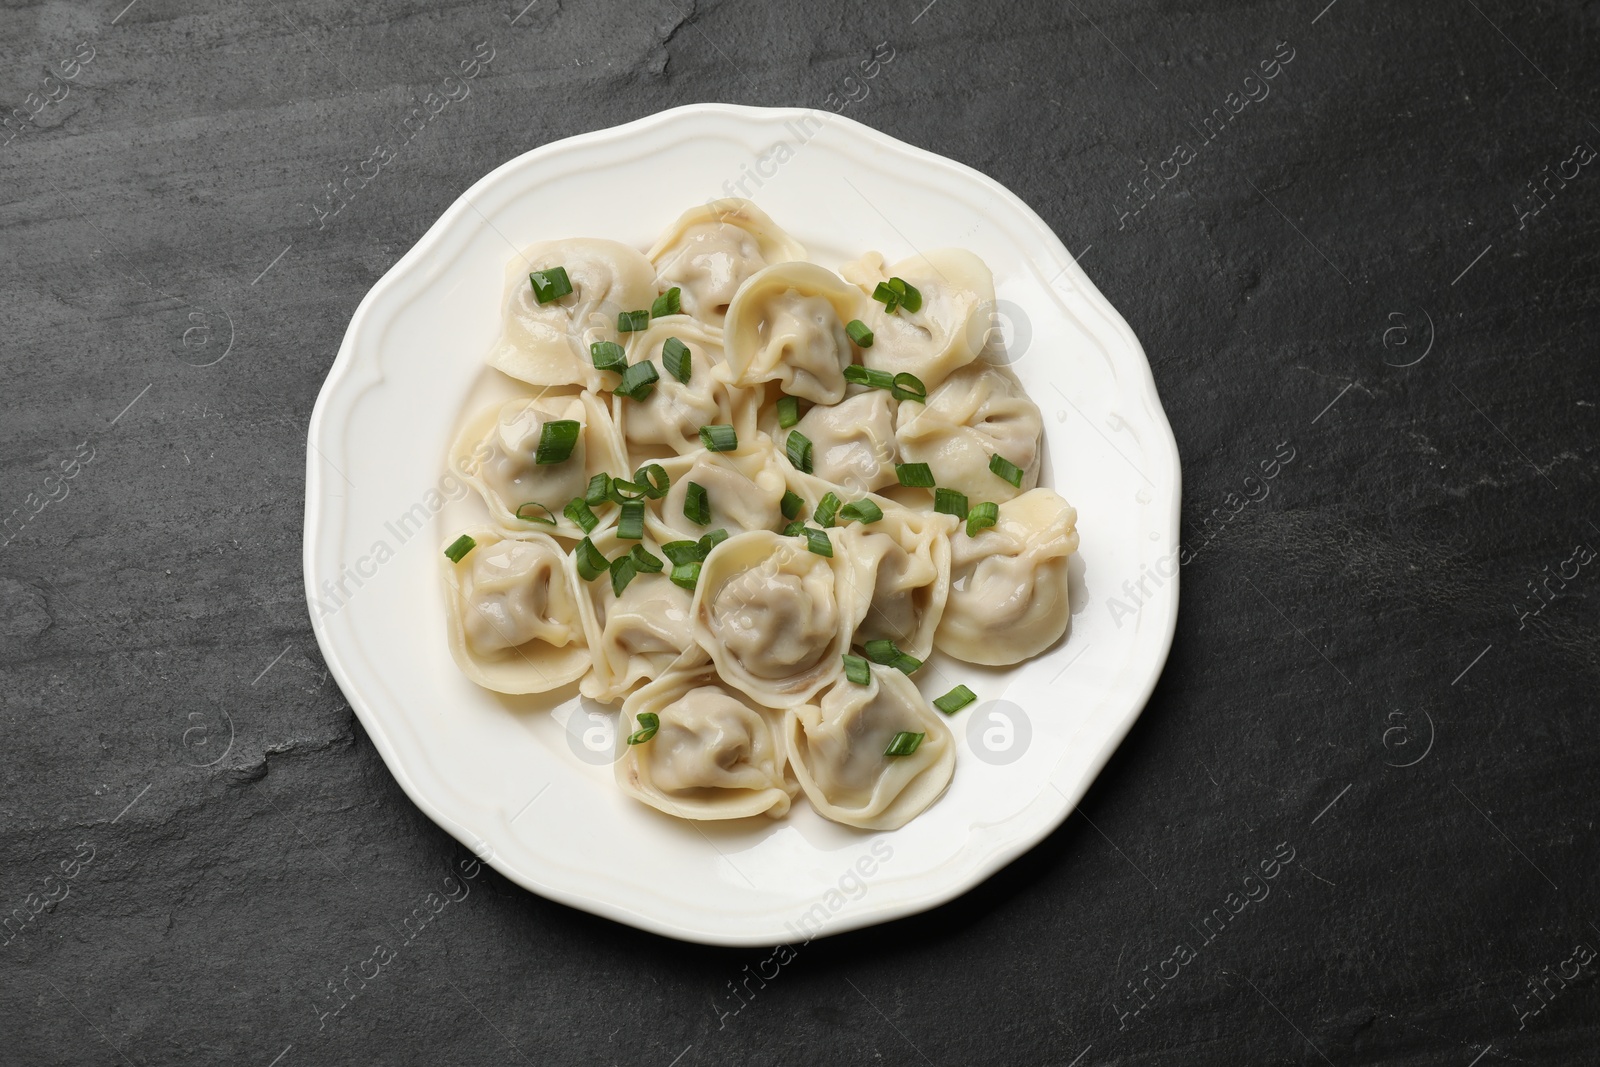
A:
2,0,1597,1063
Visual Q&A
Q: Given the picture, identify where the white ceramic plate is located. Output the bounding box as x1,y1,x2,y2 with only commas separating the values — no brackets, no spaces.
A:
304,103,1180,946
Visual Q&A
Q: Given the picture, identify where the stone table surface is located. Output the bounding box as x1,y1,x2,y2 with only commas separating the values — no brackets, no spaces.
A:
2,1,1597,1064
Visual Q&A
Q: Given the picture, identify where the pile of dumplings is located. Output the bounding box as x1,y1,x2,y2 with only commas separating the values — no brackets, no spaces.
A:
440,199,1079,832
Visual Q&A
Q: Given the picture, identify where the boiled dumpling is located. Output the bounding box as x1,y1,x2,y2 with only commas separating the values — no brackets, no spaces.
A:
839,249,994,393
452,392,626,538
442,527,589,694
786,663,955,830
692,531,869,708
832,504,955,660
573,530,708,702
616,318,757,463
722,262,864,405
789,390,899,493
488,238,658,389
648,439,788,541
894,361,1042,504
936,488,1078,665
647,199,807,326
616,668,797,820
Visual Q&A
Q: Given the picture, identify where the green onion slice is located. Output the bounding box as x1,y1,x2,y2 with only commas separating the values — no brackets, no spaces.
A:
872,280,901,313
843,364,895,391
842,653,871,686
650,287,681,318
780,489,804,521
534,420,581,465
633,463,670,499
609,554,638,596
443,534,476,563
839,498,883,525
786,430,814,473
617,499,645,540
590,340,628,373
896,462,935,488
629,544,664,573
616,360,659,401
699,425,737,452
893,277,923,313
563,498,599,533
814,491,841,527
528,266,572,305
607,477,648,504
669,562,701,591
891,372,927,403
934,487,969,518
989,453,1025,487
662,337,691,384
661,540,704,566
626,711,660,745
585,473,612,507
863,639,900,665
883,730,925,757
617,309,649,333
846,319,874,347
514,501,557,525
776,395,800,429
933,685,978,715
782,519,807,537
574,537,609,581
683,481,710,525
802,527,833,557
699,528,728,553
966,501,999,537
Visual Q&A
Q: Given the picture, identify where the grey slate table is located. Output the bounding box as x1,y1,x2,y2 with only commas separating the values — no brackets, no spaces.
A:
3,1,1597,1064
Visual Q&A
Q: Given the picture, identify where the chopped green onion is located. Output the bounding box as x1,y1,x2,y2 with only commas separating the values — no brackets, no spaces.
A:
967,501,999,537
786,430,814,473
563,498,599,533
528,266,572,304
891,372,926,403
934,487,969,518
609,554,638,595
443,534,476,563
590,340,628,373
776,394,800,429
842,654,871,685
843,364,895,390
607,477,648,503
699,425,737,452
699,528,729,553
872,280,901,314
862,638,921,673
782,519,807,537
683,482,710,525
780,489,805,520
585,473,612,507
669,562,701,591
615,360,659,401
839,498,883,525
814,492,841,527
661,540,704,566
514,501,556,525
892,277,923,313
662,337,692,384
629,544,664,573
650,287,681,318
626,711,660,745
883,730,925,757
534,420,581,465
633,463,670,499
933,685,978,715
617,309,650,332
574,537,609,581
802,527,833,557
618,499,645,540
989,453,1025,487
896,462,935,488
846,319,874,347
